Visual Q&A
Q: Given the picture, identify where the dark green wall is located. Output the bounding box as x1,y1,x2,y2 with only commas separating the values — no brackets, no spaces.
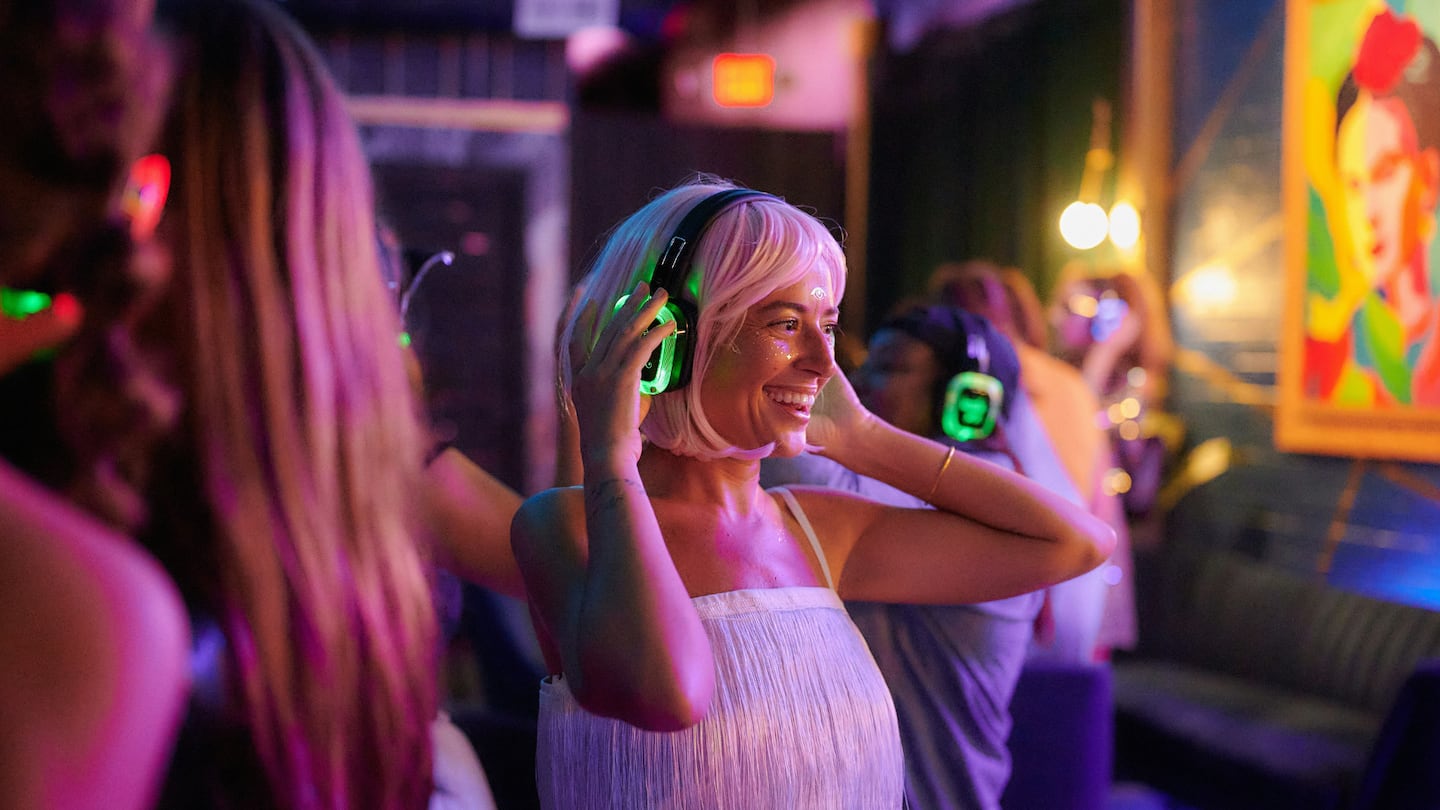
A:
865,0,1125,326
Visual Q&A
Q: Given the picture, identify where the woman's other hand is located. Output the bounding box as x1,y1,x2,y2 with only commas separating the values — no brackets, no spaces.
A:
807,368,876,456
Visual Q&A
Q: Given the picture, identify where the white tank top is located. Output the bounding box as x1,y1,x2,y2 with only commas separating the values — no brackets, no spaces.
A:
534,488,904,809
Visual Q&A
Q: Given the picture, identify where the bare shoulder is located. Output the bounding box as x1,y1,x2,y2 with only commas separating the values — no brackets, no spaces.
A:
511,485,587,558
767,483,889,540
0,467,190,809
770,482,871,506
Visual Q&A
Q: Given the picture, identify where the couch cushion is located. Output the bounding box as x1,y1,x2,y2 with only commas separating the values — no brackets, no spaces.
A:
1114,661,1380,810
1136,549,1440,714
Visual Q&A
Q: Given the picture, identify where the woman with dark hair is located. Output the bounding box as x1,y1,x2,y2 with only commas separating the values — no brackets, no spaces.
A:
5,0,448,807
1,2,188,808
766,304,1060,810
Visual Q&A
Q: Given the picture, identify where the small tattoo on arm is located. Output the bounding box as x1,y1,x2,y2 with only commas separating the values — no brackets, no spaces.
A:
585,477,642,523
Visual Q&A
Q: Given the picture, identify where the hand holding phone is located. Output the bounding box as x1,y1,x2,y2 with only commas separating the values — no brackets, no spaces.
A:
1091,296,1129,342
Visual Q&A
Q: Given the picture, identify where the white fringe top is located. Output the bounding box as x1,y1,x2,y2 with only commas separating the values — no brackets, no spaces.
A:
535,489,905,809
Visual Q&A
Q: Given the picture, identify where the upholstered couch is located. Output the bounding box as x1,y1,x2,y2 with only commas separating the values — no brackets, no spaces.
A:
1113,547,1440,810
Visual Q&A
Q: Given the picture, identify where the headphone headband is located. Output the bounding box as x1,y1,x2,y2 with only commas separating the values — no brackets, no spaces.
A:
965,330,990,375
651,188,771,296
621,187,772,396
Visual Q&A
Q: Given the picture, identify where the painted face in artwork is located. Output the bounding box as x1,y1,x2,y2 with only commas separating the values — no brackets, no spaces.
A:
1338,92,1439,290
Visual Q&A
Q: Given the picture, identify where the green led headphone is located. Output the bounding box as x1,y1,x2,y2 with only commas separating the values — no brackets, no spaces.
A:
618,188,771,396
1,288,53,319
940,328,1004,442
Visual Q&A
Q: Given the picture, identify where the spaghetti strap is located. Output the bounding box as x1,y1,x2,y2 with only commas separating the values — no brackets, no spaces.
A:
771,487,834,590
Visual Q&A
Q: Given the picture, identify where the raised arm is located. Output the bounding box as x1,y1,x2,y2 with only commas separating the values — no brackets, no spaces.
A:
511,284,714,731
799,370,1116,605
1079,306,1141,396
423,447,526,599
415,322,591,600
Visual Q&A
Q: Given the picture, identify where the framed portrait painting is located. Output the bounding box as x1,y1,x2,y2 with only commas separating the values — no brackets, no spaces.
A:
1279,0,1440,461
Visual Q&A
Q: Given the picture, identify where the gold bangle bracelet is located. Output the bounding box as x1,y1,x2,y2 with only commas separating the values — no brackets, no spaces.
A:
924,446,956,503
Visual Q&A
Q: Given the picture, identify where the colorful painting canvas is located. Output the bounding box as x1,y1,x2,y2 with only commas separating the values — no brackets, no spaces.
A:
1279,0,1440,460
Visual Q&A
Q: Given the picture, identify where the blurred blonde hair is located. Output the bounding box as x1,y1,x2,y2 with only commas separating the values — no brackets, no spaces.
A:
86,1,438,806
928,259,1049,349
997,266,1049,350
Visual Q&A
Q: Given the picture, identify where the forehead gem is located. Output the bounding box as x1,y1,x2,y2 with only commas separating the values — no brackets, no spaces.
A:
811,286,828,301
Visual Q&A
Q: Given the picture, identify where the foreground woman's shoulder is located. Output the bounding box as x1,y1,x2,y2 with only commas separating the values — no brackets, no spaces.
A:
513,486,585,540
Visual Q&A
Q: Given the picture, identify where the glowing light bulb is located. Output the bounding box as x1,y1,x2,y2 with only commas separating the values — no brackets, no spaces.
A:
1108,200,1140,250
1102,467,1133,496
1060,201,1108,250
1176,263,1239,312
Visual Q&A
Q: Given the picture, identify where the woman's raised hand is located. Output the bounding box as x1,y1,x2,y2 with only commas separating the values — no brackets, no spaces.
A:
807,367,876,457
569,282,677,467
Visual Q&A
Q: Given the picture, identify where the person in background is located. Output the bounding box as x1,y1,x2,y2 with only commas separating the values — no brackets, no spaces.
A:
1048,262,1174,521
930,260,1113,661
1048,261,1177,652
1049,263,1172,424
380,235,548,810
0,2,189,808
763,304,1068,809
513,177,1114,808
378,233,529,601
6,0,453,805
930,262,1103,525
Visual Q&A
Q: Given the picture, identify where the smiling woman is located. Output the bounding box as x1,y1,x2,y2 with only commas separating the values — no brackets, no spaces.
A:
699,274,841,454
511,177,1115,809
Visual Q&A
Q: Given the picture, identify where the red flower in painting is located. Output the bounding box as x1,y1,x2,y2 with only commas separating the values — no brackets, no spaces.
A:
1354,9,1422,95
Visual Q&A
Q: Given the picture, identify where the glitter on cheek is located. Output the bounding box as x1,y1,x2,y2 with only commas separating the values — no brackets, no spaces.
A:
736,326,795,363
773,336,798,363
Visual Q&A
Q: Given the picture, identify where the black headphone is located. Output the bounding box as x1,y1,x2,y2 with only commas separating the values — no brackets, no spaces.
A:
618,188,771,395
940,318,1005,443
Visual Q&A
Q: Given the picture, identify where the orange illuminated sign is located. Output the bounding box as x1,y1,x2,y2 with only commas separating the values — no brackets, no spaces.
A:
712,53,775,108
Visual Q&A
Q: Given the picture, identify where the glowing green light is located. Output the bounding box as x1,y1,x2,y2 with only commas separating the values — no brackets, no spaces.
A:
615,294,678,396
942,372,1003,442
1,288,52,319
397,331,412,348
959,396,989,424
639,251,658,286
686,268,703,301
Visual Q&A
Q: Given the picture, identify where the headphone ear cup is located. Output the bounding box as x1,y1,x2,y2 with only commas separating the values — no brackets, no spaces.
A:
942,371,1004,441
626,297,696,396
663,298,697,392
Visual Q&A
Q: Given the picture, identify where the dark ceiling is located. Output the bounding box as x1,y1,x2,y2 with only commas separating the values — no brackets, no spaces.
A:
280,0,681,36
279,0,1043,46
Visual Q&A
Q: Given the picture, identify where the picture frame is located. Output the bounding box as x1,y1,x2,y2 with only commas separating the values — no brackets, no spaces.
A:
1278,0,1440,461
